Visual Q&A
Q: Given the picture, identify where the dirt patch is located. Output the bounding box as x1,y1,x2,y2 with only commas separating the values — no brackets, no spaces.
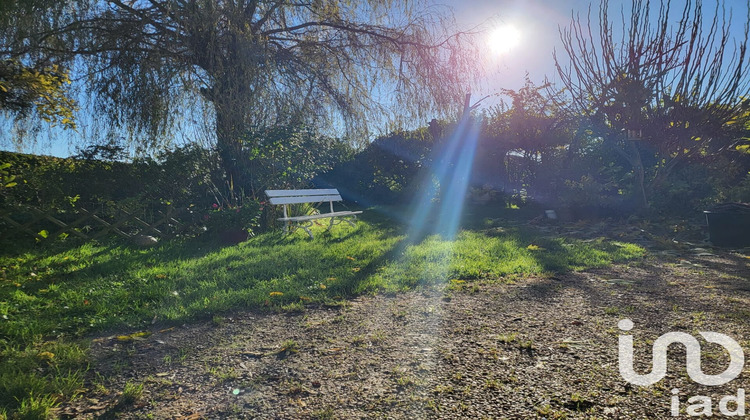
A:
64,245,750,419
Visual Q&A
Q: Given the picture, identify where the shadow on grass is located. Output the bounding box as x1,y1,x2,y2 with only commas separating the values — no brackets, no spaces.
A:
0,204,648,350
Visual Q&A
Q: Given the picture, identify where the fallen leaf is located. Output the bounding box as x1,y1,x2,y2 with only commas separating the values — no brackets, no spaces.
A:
115,331,152,342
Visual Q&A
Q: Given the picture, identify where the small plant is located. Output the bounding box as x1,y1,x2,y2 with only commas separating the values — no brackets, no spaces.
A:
279,339,300,355
14,393,59,420
432,384,454,394
287,380,306,395
565,392,594,412
120,381,144,405
177,347,189,363
396,375,414,387
537,404,569,419
280,301,305,313
426,399,439,412
604,306,619,315
520,340,534,350
313,406,336,420
537,404,553,416
391,308,408,319
216,367,238,383
370,330,387,344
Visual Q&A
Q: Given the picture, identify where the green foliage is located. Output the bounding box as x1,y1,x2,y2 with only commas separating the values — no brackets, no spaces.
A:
724,172,750,203
14,392,59,420
0,150,138,210
0,60,77,129
0,209,644,417
326,128,434,204
242,124,355,194
0,0,82,131
203,199,263,235
0,146,243,243
120,381,143,405
477,80,573,186
0,163,17,199
554,0,750,210
0,144,219,210
6,0,481,181
0,339,86,419
549,136,632,216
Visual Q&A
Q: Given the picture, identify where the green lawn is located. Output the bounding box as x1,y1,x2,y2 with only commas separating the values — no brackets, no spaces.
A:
0,209,644,419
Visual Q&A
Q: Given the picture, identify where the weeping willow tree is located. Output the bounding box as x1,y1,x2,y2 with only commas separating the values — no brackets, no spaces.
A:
0,0,82,131
554,0,750,209
8,0,483,193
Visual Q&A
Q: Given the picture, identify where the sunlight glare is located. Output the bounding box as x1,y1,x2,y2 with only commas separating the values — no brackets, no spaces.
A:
488,24,521,55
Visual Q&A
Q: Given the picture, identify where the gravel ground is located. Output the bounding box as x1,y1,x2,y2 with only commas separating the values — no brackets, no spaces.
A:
64,234,750,419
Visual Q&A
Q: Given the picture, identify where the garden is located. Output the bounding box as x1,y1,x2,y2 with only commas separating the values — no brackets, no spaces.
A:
1,0,750,418
0,119,748,418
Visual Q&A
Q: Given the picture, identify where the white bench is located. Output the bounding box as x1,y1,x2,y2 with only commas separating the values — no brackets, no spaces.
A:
265,189,362,239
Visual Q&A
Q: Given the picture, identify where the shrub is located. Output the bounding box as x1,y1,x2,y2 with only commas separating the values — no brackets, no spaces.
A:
323,128,434,205
203,199,263,235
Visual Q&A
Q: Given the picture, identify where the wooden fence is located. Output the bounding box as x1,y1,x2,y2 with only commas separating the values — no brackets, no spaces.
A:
0,204,198,242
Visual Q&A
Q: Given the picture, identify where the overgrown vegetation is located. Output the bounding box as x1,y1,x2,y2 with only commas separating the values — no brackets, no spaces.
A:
325,87,750,217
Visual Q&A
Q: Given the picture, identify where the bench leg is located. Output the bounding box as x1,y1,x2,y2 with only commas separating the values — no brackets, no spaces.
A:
301,221,314,239
344,216,357,228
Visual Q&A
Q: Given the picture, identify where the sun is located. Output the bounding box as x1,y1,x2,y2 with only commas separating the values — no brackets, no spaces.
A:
488,24,522,55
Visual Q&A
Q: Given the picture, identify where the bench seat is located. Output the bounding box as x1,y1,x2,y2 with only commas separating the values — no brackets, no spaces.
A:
278,210,363,223
265,189,362,238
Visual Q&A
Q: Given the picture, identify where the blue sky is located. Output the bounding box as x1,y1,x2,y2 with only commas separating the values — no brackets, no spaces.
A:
2,0,748,157
446,0,593,92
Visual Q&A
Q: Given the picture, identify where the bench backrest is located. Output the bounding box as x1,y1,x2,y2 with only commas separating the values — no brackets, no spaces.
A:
265,189,342,205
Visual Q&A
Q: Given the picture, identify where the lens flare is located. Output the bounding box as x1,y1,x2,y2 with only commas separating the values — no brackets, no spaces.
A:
488,24,521,55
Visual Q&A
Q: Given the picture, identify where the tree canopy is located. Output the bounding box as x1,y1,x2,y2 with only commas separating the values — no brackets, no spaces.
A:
0,0,81,129
554,0,750,208
2,0,483,192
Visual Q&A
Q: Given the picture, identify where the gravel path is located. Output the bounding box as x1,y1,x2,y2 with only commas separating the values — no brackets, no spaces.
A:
68,246,750,419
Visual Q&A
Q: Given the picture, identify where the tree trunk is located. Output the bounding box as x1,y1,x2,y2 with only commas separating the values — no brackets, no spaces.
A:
606,136,650,211
214,96,247,202
628,140,649,210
